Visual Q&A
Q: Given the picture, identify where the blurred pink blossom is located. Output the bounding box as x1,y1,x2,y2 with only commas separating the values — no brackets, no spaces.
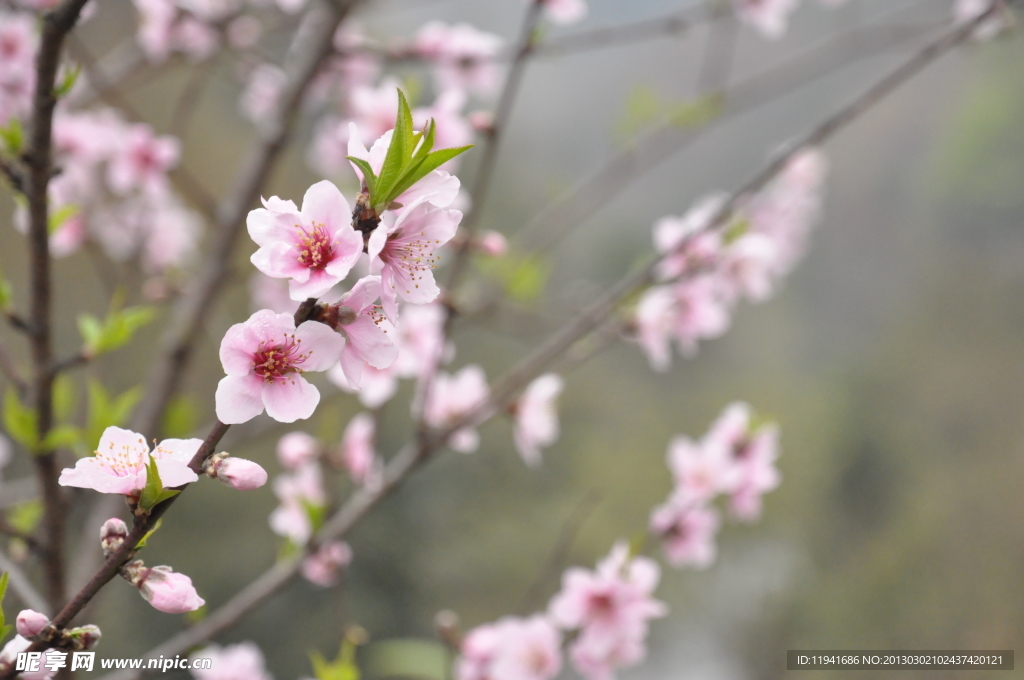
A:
191,642,273,680
414,21,503,96
458,615,563,680
423,365,490,453
339,412,380,487
301,540,353,587
513,373,564,467
649,498,720,569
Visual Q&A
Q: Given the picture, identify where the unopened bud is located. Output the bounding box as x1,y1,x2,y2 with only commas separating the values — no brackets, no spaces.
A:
475,231,508,257
434,609,462,649
100,517,128,556
469,110,494,133
66,624,102,651
204,452,268,490
15,610,48,638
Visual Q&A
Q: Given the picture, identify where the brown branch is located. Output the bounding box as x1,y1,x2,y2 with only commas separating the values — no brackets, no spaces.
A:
50,351,89,375
89,8,1002,678
24,0,92,620
4,310,31,334
129,0,364,442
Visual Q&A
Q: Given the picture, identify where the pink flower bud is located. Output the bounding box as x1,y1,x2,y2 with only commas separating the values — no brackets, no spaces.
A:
15,610,48,638
476,231,508,257
100,517,128,555
469,110,494,133
276,431,320,469
213,457,268,491
135,565,206,614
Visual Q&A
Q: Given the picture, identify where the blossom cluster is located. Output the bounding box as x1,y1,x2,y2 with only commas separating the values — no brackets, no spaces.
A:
459,542,666,680
650,402,781,569
635,148,827,372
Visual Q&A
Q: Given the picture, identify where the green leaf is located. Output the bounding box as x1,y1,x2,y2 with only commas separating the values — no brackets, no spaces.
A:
668,94,722,129
387,145,473,202
365,639,449,680
301,499,326,533
79,305,156,356
0,279,10,310
138,456,169,510
481,253,550,303
345,157,377,196
0,119,23,155
4,388,38,450
53,64,81,99
311,632,366,680
53,374,77,422
43,424,81,450
135,518,163,550
162,396,198,439
48,204,79,234
8,500,43,535
84,381,142,453
373,91,412,208
0,571,8,640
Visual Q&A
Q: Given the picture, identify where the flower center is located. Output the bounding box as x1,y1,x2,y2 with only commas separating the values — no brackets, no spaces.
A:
384,232,441,291
296,221,335,270
252,335,311,383
95,436,149,477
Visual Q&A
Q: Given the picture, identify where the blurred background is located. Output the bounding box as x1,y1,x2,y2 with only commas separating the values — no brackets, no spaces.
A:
2,0,1024,678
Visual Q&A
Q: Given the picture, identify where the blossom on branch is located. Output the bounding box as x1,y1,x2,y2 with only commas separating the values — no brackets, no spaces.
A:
327,275,399,388
414,21,504,96
734,0,800,39
269,461,325,544
277,431,320,470
247,181,363,301
58,427,200,496
216,310,344,424
513,373,565,467
649,498,720,569
368,200,463,322
15,610,49,638
458,615,563,680
338,412,380,487
536,0,588,25
548,542,667,680
190,642,273,680
301,540,353,587
423,365,490,453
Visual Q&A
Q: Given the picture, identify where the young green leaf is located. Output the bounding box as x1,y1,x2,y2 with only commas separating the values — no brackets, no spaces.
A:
8,500,43,535
373,95,411,207
84,381,142,454
4,388,38,450
43,424,81,450
78,306,156,357
388,145,473,202
0,278,10,310
135,518,163,550
0,119,23,155
48,204,79,234
53,374,77,422
54,64,82,98
138,455,181,512
345,157,378,196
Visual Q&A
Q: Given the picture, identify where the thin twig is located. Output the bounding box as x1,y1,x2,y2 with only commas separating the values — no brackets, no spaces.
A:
517,18,942,255
50,351,89,375
90,13,1002,678
0,549,50,616
0,157,24,194
24,0,92,620
4,311,31,334
515,491,602,615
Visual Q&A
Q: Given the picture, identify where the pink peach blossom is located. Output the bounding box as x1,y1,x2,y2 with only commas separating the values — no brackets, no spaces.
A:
653,194,726,281
537,0,588,25
650,498,721,569
666,435,739,505
513,373,564,467
58,427,200,496
734,0,800,39
191,642,273,680
329,362,399,409
277,431,320,470
414,21,503,96
0,635,55,680
368,200,462,322
339,412,379,487
215,310,345,424
240,62,286,126
301,540,353,587
106,123,180,196
269,462,325,544
247,181,364,301
458,615,563,680
548,542,666,680
330,275,399,388
423,365,490,453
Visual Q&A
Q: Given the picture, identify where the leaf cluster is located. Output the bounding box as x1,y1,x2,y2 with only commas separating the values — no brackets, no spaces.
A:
346,90,472,213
